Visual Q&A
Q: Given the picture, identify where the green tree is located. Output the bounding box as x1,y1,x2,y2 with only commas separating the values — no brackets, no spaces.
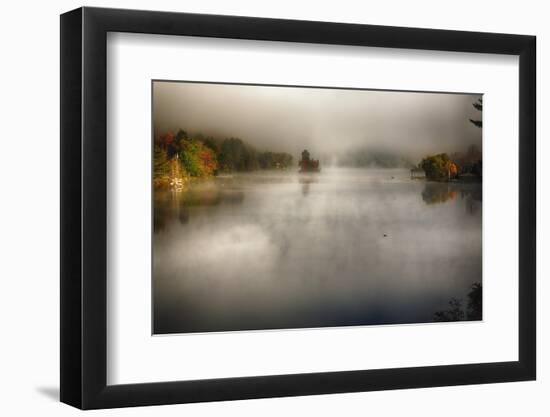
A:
219,138,256,171
258,152,293,169
175,129,188,143
202,136,219,153
179,140,218,177
420,153,452,181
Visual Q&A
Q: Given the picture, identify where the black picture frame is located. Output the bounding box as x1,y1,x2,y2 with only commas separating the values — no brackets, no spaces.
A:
60,6,536,409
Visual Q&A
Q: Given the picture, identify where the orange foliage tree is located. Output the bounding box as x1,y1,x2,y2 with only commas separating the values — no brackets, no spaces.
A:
448,162,459,179
199,148,218,176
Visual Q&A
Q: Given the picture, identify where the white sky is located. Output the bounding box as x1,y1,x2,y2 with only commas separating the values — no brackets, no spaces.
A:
153,81,482,159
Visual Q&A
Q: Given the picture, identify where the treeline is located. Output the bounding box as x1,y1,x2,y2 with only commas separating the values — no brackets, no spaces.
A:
450,144,482,177
339,149,415,169
419,145,482,182
154,129,293,189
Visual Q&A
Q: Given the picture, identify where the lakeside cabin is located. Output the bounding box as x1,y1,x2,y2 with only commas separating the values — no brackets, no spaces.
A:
410,167,426,179
299,149,320,173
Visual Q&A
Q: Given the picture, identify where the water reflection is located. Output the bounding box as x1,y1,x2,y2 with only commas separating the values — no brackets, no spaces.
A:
421,183,458,205
153,168,482,334
299,175,318,196
421,182,482,216
154,192,189,232
154,185,245,232
460,187,482,215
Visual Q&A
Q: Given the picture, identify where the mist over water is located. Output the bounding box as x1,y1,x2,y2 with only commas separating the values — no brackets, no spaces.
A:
153,168,482,334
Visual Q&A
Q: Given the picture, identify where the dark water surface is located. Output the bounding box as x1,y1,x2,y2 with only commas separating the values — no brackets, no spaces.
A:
153,168,482,334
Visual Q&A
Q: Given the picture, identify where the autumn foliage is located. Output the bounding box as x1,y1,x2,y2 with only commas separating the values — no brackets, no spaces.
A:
154,129,218,190
420,153,460,181
419,150,481,182
153,128,293,190
448,162,458,179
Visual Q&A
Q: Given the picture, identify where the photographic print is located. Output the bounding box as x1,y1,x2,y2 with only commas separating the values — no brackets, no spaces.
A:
152,81,483,335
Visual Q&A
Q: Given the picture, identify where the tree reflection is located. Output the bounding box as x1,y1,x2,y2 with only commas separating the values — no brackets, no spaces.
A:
154,187,244,232
154,191,190,232
421,183,482,216
299,176,318,196
460,188,482,216
421,183,458,205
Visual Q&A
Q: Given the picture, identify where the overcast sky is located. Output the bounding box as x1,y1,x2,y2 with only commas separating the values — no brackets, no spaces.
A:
153,81,482,160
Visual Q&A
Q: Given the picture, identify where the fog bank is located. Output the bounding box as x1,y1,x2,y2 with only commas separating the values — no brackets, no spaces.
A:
153,81,482,161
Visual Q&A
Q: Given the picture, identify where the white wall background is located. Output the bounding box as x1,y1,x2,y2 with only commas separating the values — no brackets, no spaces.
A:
0,0,545,415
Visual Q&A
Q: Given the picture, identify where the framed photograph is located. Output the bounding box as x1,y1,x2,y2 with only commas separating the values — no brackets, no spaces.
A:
60,7,536,409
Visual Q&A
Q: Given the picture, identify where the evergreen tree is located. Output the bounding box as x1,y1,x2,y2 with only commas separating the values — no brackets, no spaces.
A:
469,98,482,128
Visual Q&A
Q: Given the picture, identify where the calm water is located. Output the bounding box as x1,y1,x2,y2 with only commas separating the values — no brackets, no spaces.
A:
153,168,482,334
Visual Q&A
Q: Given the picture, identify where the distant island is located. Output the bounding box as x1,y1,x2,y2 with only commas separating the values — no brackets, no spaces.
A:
298,149,320,173
415,145,482,182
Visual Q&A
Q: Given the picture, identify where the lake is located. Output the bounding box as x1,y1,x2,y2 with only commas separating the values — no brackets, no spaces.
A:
153,168,482,334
